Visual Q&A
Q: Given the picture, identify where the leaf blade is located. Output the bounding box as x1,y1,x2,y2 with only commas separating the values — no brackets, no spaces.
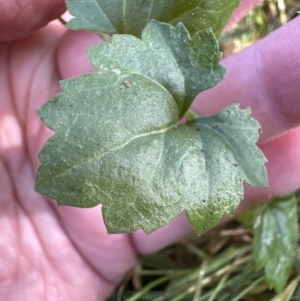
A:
86,21,225,118
36,21,267,235
186,105,267,234
253,195,299,292
66,0,241,37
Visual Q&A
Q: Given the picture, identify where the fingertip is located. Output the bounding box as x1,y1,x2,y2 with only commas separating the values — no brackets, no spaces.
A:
0,0,66,41
57,30,102,79
244,126,300,203
131,212,193,255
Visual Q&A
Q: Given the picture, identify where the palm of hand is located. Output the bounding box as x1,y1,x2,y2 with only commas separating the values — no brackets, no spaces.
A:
0,25,138,300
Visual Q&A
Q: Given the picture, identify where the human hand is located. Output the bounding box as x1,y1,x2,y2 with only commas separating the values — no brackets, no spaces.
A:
0,0,300,300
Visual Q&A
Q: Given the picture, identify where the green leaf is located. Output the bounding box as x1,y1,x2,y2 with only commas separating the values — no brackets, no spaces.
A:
86,21,225,118
253,195,299,292
66,0,240,38
186,106,268,234
35,21,267,235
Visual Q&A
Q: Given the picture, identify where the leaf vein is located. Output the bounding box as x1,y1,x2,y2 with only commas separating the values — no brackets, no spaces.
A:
146,0,156,25
51,125,176,182
92,0,116,31
198,123,245,174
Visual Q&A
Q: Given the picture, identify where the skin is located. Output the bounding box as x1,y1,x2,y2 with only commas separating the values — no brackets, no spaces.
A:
0,0,300,299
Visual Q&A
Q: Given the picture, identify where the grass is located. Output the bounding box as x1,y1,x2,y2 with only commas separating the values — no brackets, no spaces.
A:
108,196,300,300
108,1,300,300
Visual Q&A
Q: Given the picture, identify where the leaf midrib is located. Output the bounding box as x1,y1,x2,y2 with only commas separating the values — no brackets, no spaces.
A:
167,2,237,25
93,0,116,31
49,124,176,183
198,123,250,179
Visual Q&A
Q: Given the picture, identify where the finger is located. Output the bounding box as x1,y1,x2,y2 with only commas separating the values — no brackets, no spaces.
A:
242,127,300,207
57,31,100,79
132,126,300,254
0,0,66,41
193,16,300,142
225,0,264,31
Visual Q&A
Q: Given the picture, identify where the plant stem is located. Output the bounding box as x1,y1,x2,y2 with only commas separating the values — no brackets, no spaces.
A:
207,271,231,301
180,240,209,260
58,16,67,25
231,276,265,301
98,32,112,42
125,270,192,301
193,262,207,301
205,245,252,274
185,109,199,120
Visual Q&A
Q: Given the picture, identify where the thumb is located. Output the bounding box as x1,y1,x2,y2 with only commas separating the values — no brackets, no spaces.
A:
0,0,66,41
